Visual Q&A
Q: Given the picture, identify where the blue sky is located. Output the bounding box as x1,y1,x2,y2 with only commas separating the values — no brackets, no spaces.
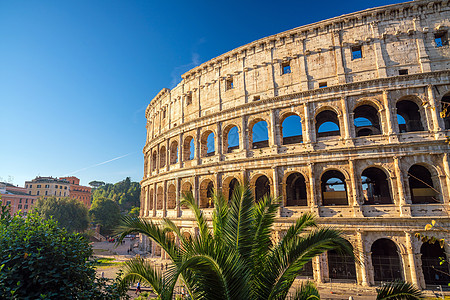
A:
0,0,401,187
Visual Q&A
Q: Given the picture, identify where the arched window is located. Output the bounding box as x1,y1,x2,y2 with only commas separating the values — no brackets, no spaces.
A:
421,242,450,285
225,126,239,153
251,120,269,149
181,182,193,209
361,167,392,204
148,189,154,210
167,184,176,209
441,93,450,130
371,238,403,282
152,151,157,171
228,178,239,201
285,173,307,206
396,100,424,132
298,261,313,278
282,115,303,145
316,110,340,138
156,186,163,210
201,131,215,157
170,141,178,164
354,105,381,137
183,136,195,161
160,146,166,167
200,180,214,208
321,170,348,206
328,249,357,281
255,175,270,202
408,165,439,204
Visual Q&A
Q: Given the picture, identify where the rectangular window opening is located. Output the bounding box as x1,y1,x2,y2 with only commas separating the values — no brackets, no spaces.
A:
399,69,408,75
253,96,261,101
186,94,192,106
282,61,291,74
319,82,327,88
226,78,234,90
435,31,448,48
351,45,362,60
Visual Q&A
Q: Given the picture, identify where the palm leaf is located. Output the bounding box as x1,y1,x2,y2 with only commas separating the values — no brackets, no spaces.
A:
180,191,211,242
376,280,422,300
212,190,228,244
292,281,320,300
120,257,164,297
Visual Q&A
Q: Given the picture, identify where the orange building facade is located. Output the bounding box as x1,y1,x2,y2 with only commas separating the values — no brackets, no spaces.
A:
1,182,38,215
60,176,92,208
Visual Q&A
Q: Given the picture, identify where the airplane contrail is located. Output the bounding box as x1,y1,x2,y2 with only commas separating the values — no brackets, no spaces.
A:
62,152,135,176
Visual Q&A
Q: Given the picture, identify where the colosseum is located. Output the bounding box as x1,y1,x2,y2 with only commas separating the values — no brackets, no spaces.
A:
141,0,450,291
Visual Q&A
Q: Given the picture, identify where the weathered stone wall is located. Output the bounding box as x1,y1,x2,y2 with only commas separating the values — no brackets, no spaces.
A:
141,0,450,290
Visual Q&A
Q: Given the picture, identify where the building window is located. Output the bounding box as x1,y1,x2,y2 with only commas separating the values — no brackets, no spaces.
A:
186,94,192,105
163,109,166,119
28,191,31,195
25,199,28,203
45,191,48,195
319,82,327,88
60,186,63,189
24,205,28,210
55,185,58,188
45,184,49,188
31,199,34,204
253,96,261,101
18,205,22,209
6,201,11,206
281,61,291,74
399,69,408,75
54,191,57,195
64,186,67,190
37,185,41,188
37,191,39,195
29,184,32,188
435,31,448,47
351,45,362,59
226,78,234,90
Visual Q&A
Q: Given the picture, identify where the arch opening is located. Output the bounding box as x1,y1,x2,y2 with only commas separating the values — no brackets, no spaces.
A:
421,242,450,286
201,131,215,157
167,184,176,209
255,175,270,202
282,115,303,145
285,172,307,206
328,249,357,281
361,167,392,205
170,141,178,165
316,110,340,138
321,170,348,206
228,178,239,201
252,121,269,149
152,151,157,171
160,146,166,168
156,187,163,210
354,105,381,137
441,93,450,130
408,165,439,204
371,238,403,282
183,136,195,161
225,126,240,153
149,189,154,210
298,261,314,278
200,180,214,208
396,100,424,132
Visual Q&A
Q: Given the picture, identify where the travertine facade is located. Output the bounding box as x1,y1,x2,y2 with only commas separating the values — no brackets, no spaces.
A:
142,0,450,289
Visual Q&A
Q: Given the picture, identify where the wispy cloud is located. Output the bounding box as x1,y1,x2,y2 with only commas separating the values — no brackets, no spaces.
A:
170,38,205,88
132,104,148,124
62,152,135,176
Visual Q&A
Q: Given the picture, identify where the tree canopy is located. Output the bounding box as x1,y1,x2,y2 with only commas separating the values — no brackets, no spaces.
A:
90,197,121,235
0,205,127,299
33,196,90,233
91,177,140,212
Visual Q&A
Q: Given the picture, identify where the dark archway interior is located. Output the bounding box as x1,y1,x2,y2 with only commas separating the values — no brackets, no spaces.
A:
298,261,314,278
371,238,403,282
228,178,238,201
421,242,450,286
396,100,424,132
255,175,270,202
361,167,392,205
328,249,357,281
286,173,307,206
321,170,348,206
408,165,438,204
354,105,381,137
316,110,340,138
206,181,214,208
441,94,450,130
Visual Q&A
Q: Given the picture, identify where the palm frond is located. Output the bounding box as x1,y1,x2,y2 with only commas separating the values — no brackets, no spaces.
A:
376,280,423,300
120,257,164,297
212,190,228,243
180,191,211,242
292,281,320,300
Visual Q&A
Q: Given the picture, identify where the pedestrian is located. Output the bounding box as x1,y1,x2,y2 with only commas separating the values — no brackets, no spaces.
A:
165,263,168,270
161,263,164,270
135,281,141,294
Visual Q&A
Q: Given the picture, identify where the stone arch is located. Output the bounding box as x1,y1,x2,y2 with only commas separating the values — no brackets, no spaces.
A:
156,186,164,210
183,136,195,161
280,112,303,145
252,174,271,202
440,92,450,129
328,240,357,281
407,163,440,204
353,104,382,137
371,238,403,282
315,109,341,138
396,96,426,132
352,97,384,112
199,179,214,208
149,188,154,210
320,169,349,206
361,166,393,205
167,184,176,209
181,181,193,194
222,124,240,153
285,172,307,206
160,145,166,168
170,140,178,165
200,130,215,157
249,117,269,149
421,242,450,285
223,176,240,201
152,150,157,171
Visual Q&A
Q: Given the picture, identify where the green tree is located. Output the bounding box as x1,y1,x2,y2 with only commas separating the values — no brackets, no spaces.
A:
128,206,140,218
33,196,90,233
91,178,140,213
116,185,354,300
90,197,121,236
0,206,128,299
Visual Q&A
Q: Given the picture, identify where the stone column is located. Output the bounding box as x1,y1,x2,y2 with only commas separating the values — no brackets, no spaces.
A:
356,231,369,286
241,116,248,155
349,160,363,217
269,109,278,148
163,181,167,217
176,177,181,217
341,97,352,141
178,133,183,168
166,139,170,171
303,104,313,144
427,84,445,132
370,21,388,78
153,183,157,217
332,30,347,84
382,90,395,135
272,166,279,199
216,122,222,158
193,175,199,206
394,156,411,217
413,17,432,73
405,232,420,287
308,163,319,214
443,154,450,205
